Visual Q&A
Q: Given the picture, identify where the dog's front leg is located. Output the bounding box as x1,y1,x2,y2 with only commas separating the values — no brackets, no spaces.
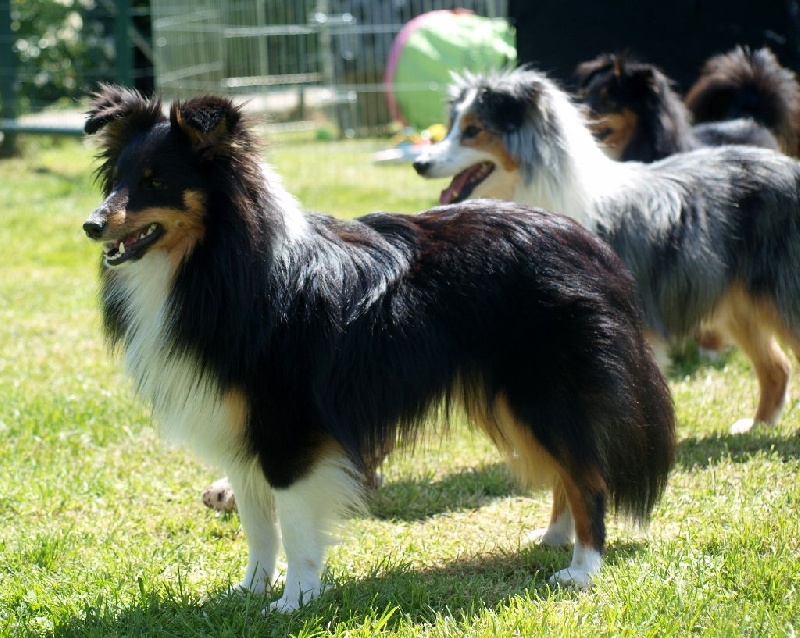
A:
268,454,362,613
270,486,326,612
227,462,281,594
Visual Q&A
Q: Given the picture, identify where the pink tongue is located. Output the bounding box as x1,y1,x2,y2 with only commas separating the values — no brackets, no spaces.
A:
439,168,475,205
122,231,141,248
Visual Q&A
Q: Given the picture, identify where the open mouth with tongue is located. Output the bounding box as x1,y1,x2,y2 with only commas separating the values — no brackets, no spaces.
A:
103,223,164,266
439,161,495,205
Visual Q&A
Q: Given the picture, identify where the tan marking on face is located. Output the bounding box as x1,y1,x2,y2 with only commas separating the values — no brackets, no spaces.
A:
157,189,207,267
590,108,637,159
99,189,206,271
459,112,518,172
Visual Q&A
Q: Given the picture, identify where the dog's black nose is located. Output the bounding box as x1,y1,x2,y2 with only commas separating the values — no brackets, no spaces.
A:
83,217,107,240
412,159,431,176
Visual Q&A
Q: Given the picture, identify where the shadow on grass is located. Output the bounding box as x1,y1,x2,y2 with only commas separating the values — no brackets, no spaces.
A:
50,407,797,634
369,462,523,521
32,163,92,187
370,425,800,523
676,428,800,469
50,540,646,636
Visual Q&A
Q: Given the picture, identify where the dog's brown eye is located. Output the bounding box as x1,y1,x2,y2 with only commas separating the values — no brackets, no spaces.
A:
462,124,481,140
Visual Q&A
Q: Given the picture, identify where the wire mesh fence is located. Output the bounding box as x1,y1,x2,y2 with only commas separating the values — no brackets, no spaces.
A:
1,0,153,154
151,0,509,137
3,0,510,196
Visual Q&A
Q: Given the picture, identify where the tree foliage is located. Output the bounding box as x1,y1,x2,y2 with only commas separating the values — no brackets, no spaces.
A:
9,0,115,111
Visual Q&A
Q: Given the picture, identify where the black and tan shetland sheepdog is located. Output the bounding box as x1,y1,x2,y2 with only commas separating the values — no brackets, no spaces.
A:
82,85,675,612
574,52,781,163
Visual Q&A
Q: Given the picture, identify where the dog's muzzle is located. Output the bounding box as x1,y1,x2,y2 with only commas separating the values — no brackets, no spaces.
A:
83,211,108,240
412,159,432,176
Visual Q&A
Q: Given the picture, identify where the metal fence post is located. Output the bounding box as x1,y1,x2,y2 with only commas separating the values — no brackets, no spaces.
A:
115,0,133,87
0,0,18,156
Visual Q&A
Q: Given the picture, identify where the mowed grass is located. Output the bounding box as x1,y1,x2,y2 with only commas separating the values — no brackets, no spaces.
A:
1,136,798,637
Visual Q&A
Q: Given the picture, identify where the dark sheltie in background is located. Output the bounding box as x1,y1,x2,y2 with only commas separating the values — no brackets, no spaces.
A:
574,51,783,163
572,50,797,355
686,46,800,157
413,67,800,436
82,86,675,611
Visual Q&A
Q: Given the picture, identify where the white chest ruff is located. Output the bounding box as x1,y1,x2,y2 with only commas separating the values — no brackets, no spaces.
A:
111,255,244,466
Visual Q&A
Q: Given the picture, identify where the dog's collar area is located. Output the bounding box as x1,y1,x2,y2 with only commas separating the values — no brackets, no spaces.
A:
103,223,164,266
439,162,495,204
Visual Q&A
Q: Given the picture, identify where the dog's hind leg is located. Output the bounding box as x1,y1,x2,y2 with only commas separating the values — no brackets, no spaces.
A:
717,292,791,433
547,466,606,589
527,479,575,547
269,452,363,613
227,460,281,594
481,395,604,588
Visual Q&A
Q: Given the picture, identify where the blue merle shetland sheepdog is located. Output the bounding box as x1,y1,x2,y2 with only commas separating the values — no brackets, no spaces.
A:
413,67,800,436
82,85,675,612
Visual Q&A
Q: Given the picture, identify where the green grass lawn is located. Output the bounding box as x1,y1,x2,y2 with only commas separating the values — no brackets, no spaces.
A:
1,137,798,637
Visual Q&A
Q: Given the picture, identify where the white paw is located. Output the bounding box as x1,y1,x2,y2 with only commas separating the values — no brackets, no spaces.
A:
235,568,279,596
549,544,600,589
267,595,304,614
526,526,574,547
235,580,269,596
729,418,755,435
202,477,236,512
264,584,322,614
549,566,594,589
231,577,274,597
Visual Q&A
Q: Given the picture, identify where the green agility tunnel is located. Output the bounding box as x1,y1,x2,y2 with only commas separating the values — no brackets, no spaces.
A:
383,10,516,130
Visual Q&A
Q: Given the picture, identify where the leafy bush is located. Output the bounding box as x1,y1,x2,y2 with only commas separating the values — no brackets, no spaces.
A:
8,0,115,111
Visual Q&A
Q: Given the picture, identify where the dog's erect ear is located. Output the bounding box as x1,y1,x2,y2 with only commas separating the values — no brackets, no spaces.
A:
575,54,615,88
85,84,165,194
85,84,164,136
478,77,543,133
628,65,658,95
170,96,243,161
